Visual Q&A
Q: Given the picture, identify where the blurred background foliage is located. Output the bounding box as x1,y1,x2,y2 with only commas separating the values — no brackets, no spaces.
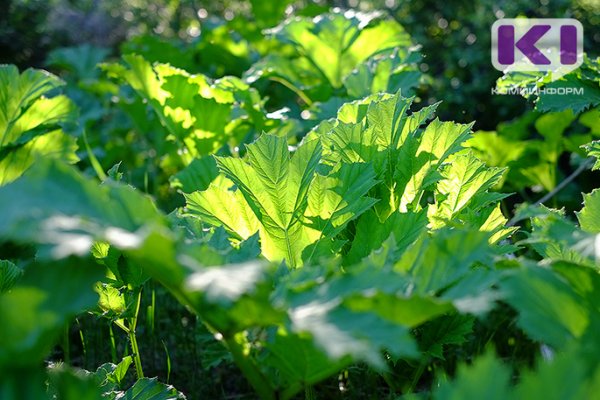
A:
2,0,599,129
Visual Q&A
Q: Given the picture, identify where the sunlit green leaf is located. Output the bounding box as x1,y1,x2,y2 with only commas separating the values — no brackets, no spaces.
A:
577,189,600,234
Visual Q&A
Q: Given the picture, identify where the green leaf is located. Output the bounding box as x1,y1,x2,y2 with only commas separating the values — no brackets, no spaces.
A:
263,331,349,390
96,283,127,316
462,204,516,244
0,260,22,293
577,189,600,234
436,342,600,400
0,65,74,148
525,207,597,266
396,228,493,295
184,175,260,241
496,57,600,114
467,130,528,170
303,162,378,259
250,11,412,99
343,49,421,99
0,129,79,186
419,314,474,360
276,264,457,370
106,162,123,182
433,352,511,400
514,345,593,400
47,365,104,400
47,44,110,80
249,0,293,28
215,134,322,267
113,357,133,386
104,55,266,159
108,377,186,400
345,209,428,265
428,152,506,228
0,65,78,185
182,260,283,334
535,74,600,114
289,304,416,369
0,160,166,258
500,263,592,348
395,119,473,212
0,259,104,368
583,140,600,171
170,155,219,193
441,269,503,315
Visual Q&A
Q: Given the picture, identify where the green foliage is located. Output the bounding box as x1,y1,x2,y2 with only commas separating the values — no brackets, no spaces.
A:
245,10,421,120
44,362,185,400
0,259,103,369
434,337,600,400
584,140,600,170
0,5,600,400
497,57,600,114
0,260,22,293
469,108,600,197
0,65,78,185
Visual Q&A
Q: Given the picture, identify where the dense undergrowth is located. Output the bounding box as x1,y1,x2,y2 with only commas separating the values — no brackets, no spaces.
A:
0,3,599,400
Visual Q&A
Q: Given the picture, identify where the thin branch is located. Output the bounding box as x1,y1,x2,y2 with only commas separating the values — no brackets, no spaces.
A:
507,158,594,226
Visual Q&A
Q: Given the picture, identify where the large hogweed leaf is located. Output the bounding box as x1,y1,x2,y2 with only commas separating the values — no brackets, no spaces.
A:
0,65,75,146
187,133,379,267
499,261,600,349
245,11,419,105
428,152,507,228
343,48,422,99
303,162,379,261
310,93,445,216
184,175,260,241
0,65,78,185
306,92,509,264
345,209,428,265
394,227,494,296
0,129,78,186
213,134,322,267
103,55,279,161
0,160,166,258
46,364,186,400
394,118,473,213
0,160,277,336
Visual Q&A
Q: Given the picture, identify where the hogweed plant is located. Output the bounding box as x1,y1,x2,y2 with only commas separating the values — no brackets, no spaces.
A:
0,8,599,400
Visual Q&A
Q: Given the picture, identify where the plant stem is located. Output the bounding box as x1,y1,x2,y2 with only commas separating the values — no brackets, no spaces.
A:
533,158,594,207
76,319,87,365
270,77,313,106
109,323,118,364
129,288,145,379
223,335,275,400
507,158,594,226
129,330,144,379
82,129,107,181
305,386,316,400
407,359,428,393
